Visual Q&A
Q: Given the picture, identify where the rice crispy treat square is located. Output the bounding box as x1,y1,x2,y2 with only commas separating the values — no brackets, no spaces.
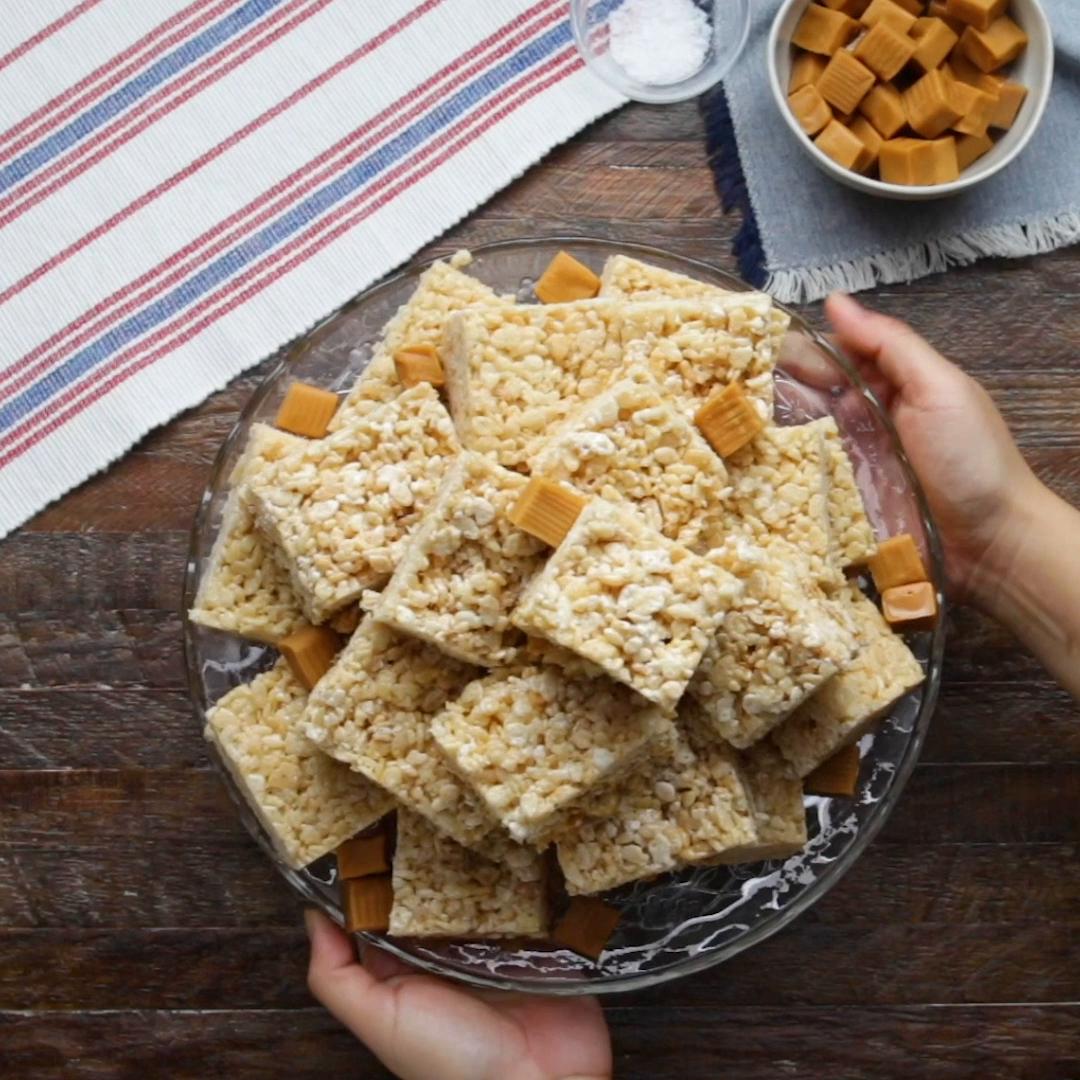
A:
772,585,924,778
430,664,671,844
691,539,860,749
598,253,739,301
246,384,461,623
528,365,730,553
553,728,758,894
720,418,840,587
511,499,742,710
204,659,393,869
389,810,548,938
371,452,547,666
302,617,492,848
189,423,307,643
681,706,807,864
821,417,877,566
329,251,503,431
443,297,785,471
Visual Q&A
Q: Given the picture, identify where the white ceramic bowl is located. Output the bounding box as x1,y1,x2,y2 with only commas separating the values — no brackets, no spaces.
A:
768,0,1054,200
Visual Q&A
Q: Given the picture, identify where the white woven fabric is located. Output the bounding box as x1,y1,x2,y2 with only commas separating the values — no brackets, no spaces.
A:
0,0,625,537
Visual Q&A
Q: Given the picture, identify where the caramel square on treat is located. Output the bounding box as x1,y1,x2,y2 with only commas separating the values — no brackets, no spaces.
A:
389,810,548,938
691,539,859,750
882,580,940,631
696,381,766,459
430,664,671,844
529,366,731,554
772,585,924,777
443,296,785,471
393,344,444,389
681,712,807,864
246,384,461,624
720,419,839,588
189,424,307,643
275,382,340,439
869,532,928,591
329,251,503,432
205,660,393,869
337,832,391,880
551,897,622,960
511,500,742,710
508,477,588,548
534,251,601,303
302,616,492,848
804,741,861,796
553,727,758,894
371,453,547,667
821,417,876,566
343,875,394,932
277,623,341,690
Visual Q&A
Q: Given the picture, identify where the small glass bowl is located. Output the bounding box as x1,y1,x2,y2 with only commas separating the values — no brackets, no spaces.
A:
571,0,750,104
184,236,946,997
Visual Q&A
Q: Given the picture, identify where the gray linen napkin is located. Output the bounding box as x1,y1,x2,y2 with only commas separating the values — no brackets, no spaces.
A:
703,0,1080,302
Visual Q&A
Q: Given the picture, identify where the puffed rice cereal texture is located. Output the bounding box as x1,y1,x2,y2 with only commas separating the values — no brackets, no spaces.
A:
246,384,461,623
821,417,878,567
430,664,671,844
390,810,548,937
302,616,491,848
205,659,393,869
371,452,546,666
512,499,742,710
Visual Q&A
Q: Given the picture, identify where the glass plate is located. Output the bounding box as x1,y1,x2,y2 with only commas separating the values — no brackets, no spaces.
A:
183,237,946,996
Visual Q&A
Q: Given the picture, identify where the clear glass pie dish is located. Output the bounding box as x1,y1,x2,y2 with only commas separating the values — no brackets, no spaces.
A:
183,236,945,996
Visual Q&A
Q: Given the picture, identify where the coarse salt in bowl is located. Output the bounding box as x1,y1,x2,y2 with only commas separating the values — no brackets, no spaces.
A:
571,0,751,104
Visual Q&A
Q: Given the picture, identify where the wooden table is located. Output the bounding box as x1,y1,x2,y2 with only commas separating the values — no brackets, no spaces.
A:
2,99,1078,1079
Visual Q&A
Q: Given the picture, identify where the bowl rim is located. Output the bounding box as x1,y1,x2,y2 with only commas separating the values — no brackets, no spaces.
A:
766,0,1055,200
183,234,947,995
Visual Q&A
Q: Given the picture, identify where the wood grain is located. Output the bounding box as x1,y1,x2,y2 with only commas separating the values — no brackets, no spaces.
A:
2,96,1079,1077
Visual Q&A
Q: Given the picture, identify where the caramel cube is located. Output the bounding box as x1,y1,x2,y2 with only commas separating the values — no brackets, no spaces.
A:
816,118,876,172
337,832,391,880
854,21,918,80
956,131,994,169
792,4,860,54
328,604,361,636
947,76,997,137
804,742,860,797
817,49,877,125
890,0,926,12
274,382,340,439
910,16,959,71
534,251,600,304
988,79,1027,129
342,874,393,933
508,477,587,547
277,624,341,690
551,897,622,961
860,0,918,33
789,84,833,136
849,115,885,167
882,580,939,631
868,533,927,591
393,344,444,389
859,82,907,138
694,382,765,458
945,0,1007,31
959,16,1028,73
790,51,828,92
879,136,958,184
903,67,962,137
821,0,872,14
928,0,965,32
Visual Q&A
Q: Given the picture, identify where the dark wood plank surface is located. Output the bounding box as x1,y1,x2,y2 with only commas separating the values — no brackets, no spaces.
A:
2,98,1079,1079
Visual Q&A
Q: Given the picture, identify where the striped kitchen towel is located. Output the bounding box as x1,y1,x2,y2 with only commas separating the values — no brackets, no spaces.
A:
0,0,626,539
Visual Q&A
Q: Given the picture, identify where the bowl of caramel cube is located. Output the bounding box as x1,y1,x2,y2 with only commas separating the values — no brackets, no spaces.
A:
768,0,1053,199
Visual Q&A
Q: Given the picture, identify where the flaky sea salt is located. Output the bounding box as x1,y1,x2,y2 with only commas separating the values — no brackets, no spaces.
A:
609,0,712,86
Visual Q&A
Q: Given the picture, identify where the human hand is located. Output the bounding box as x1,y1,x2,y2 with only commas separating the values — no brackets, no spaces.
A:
824,292,1039,605
305,909,612,1080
